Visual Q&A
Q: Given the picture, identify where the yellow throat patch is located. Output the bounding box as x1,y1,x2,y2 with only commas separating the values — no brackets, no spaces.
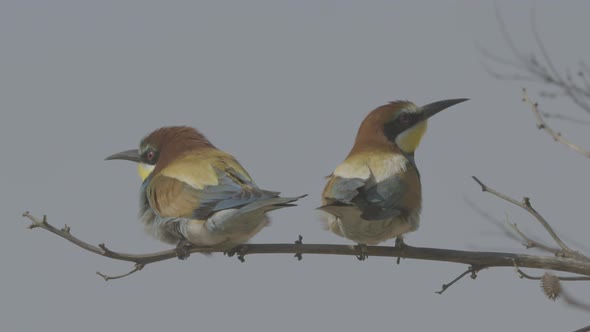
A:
395,121,428,153
137,163,155,182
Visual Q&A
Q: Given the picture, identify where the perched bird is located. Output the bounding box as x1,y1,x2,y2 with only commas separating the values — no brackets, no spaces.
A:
106,126,305,258
319,99,467,251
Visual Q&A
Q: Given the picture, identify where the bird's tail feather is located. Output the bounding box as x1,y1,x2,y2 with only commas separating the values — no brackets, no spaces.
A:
238,194,307,214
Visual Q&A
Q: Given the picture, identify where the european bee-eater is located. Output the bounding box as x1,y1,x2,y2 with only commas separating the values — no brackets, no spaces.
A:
106,126,305,258
319,99,468,249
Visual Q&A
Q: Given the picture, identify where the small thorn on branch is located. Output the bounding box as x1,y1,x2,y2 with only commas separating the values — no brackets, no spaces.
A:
471,176,487,192
522,197,532,208
22,211,48,229
61,225,71,234
294,235,303,261
98,243,113,255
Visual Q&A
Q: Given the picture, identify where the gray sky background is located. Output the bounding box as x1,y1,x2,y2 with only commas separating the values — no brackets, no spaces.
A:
2,1,589,331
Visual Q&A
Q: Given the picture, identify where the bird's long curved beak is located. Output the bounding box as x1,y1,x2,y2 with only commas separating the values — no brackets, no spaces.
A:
421,98,469,120
105,149,140,162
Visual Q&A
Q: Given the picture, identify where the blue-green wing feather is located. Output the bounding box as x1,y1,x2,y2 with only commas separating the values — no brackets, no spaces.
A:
324,177,366,203
323,174,405,221
192,168,278,219
354,175,405,220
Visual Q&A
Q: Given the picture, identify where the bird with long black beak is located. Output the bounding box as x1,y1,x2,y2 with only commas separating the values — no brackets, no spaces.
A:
319,99,468,258
106,126,306,259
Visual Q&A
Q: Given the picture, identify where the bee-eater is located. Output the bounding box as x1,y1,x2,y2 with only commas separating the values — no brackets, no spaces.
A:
319,98,468,250
106,126,305,258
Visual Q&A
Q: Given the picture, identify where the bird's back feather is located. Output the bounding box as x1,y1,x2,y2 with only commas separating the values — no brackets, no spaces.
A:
141,148,306,245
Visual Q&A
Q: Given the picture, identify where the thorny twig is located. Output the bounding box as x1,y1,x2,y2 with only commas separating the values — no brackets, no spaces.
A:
436,265,484,295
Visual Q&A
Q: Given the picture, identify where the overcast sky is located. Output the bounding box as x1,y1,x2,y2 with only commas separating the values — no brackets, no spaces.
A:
2,1,590,331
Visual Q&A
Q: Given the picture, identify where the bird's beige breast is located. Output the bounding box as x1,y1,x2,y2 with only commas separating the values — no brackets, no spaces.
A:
333,151,408,182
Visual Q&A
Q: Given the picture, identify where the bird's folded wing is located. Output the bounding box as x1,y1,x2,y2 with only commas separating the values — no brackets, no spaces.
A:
320,173,405,221
191,167,279,219
147,155,278,220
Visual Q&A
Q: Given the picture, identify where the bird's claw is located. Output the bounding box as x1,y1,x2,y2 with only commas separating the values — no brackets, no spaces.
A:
175,241,192,260
395,237,407,249
355,244,368,261
395,237,407,264
225,244,248,262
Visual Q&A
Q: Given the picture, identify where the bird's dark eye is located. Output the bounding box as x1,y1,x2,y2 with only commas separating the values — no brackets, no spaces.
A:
146,151,155,161
398,113,412,125
142,149,158,165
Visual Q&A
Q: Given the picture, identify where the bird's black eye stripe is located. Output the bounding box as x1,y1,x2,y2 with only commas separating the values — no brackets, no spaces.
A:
383,112,419,142
390,112,418,129
398,111,421,125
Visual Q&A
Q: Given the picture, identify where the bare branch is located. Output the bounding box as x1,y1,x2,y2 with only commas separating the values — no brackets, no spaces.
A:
522,89,590,158
22,211,590,281
471,177,588,261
